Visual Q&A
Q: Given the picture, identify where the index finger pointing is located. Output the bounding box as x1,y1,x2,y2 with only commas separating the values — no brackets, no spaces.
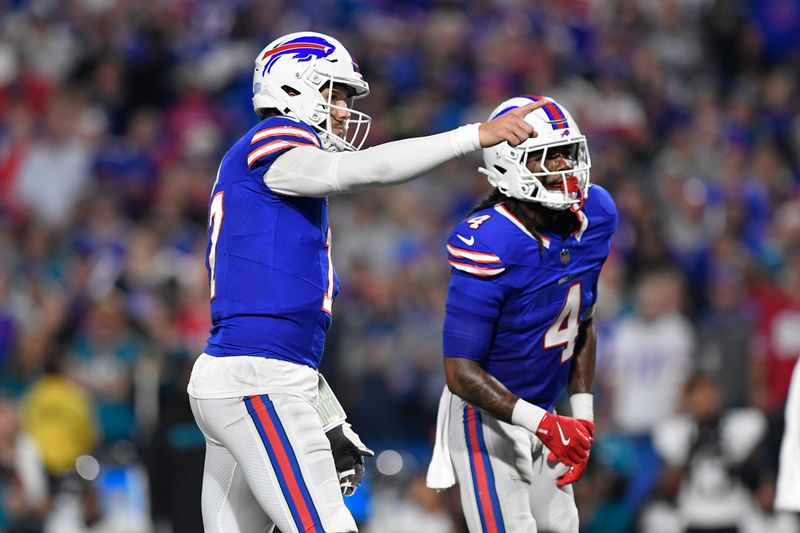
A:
510,99,548,117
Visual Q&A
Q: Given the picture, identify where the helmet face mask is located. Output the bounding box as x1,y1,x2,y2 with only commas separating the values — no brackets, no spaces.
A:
480,96,591,211
252,32,371,152
314,76,371,153
516,137,591,210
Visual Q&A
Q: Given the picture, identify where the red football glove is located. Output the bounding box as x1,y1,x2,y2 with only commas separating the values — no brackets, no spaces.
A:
535,413,591,466
551,420,594,486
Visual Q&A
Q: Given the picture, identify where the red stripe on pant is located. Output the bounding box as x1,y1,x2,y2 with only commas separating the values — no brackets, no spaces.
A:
250,395,318,533
466,405,500,533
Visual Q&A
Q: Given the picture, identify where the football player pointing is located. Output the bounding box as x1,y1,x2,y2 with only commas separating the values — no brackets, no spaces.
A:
427,96,618,533
188,32,546,533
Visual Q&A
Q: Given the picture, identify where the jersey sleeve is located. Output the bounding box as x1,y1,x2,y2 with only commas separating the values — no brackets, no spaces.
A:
442,226,507,362
443,270,505,363
587,184,619,240
246,117,322,172
445,232,506,278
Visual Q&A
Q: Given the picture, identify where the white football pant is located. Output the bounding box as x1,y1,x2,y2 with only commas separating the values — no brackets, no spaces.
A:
190,393,357,533
448,394,579,533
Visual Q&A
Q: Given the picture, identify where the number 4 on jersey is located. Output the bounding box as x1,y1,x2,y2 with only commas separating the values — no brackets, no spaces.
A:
544,283,582,363
467,214,491,229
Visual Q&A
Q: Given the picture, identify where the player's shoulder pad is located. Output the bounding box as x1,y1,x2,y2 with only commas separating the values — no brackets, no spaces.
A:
584,184,618,236
246,116,322,170
446,209,507,278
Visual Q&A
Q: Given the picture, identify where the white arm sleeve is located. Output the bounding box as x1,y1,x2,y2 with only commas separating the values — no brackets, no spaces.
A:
264,123,481,197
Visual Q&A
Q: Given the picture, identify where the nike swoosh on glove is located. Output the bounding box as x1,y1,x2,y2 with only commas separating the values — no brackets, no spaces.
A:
551,420,595,486
535,412,591,466
325,423,374,496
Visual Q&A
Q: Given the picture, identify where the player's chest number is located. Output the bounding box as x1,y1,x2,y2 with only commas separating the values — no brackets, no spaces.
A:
208,191,224,299
544,282,582,363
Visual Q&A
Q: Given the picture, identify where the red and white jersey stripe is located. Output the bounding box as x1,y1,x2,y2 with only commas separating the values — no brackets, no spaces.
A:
248,140,313,168
448,260,506,277
446,244,502,264
251,126,321,147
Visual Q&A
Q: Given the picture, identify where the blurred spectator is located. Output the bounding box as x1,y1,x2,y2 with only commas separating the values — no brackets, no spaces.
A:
65,292,144,443
0,108,35,210
21,353,103,533
696,268,756,409
93,109,162,218
20,354,97,478
750,266,800,415
11,95,93,228
0,270,17,377
144,358,203,533
602,267,694,509
650,374,768,533
606,268,694,432
0,395,48,533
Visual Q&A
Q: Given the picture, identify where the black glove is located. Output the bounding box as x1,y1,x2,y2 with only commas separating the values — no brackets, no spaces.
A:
325,423,374,496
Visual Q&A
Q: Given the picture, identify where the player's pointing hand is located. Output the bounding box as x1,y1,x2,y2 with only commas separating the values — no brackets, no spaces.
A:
478,100,547,148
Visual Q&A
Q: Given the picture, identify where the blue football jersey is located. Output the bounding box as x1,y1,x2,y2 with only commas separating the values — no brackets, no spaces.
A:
204,116,339,368
443,185,618,411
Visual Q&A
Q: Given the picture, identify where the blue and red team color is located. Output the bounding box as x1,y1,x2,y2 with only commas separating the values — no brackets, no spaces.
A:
206,115,335,369
443,184,617,410
244,395,322,532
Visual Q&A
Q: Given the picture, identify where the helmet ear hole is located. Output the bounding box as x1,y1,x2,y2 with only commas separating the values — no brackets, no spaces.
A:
493,165,507,175
281,85,300,97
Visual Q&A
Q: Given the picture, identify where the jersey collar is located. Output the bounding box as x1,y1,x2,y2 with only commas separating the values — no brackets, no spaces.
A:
495,202,590,245
494,203,551,249
573,210,589,242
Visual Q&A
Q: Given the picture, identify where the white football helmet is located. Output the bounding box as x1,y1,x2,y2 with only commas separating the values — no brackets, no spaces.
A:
479,95,591,211
252,31,371,152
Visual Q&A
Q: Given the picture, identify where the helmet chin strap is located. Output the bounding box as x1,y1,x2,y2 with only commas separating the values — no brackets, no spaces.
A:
564,175,586,213
537,174,584,211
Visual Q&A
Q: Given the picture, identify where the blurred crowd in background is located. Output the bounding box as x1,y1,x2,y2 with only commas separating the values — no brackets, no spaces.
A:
0,0,798,531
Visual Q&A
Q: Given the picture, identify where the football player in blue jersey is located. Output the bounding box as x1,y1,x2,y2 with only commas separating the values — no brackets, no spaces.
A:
187,32,550,533
426,96,618,533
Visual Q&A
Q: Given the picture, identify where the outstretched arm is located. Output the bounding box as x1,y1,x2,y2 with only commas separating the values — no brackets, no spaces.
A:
265,101,546,197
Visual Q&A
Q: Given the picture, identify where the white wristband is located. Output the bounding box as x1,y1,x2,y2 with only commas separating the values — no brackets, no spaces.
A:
451,123,482,156
570,393,594,422
511,399,547,434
